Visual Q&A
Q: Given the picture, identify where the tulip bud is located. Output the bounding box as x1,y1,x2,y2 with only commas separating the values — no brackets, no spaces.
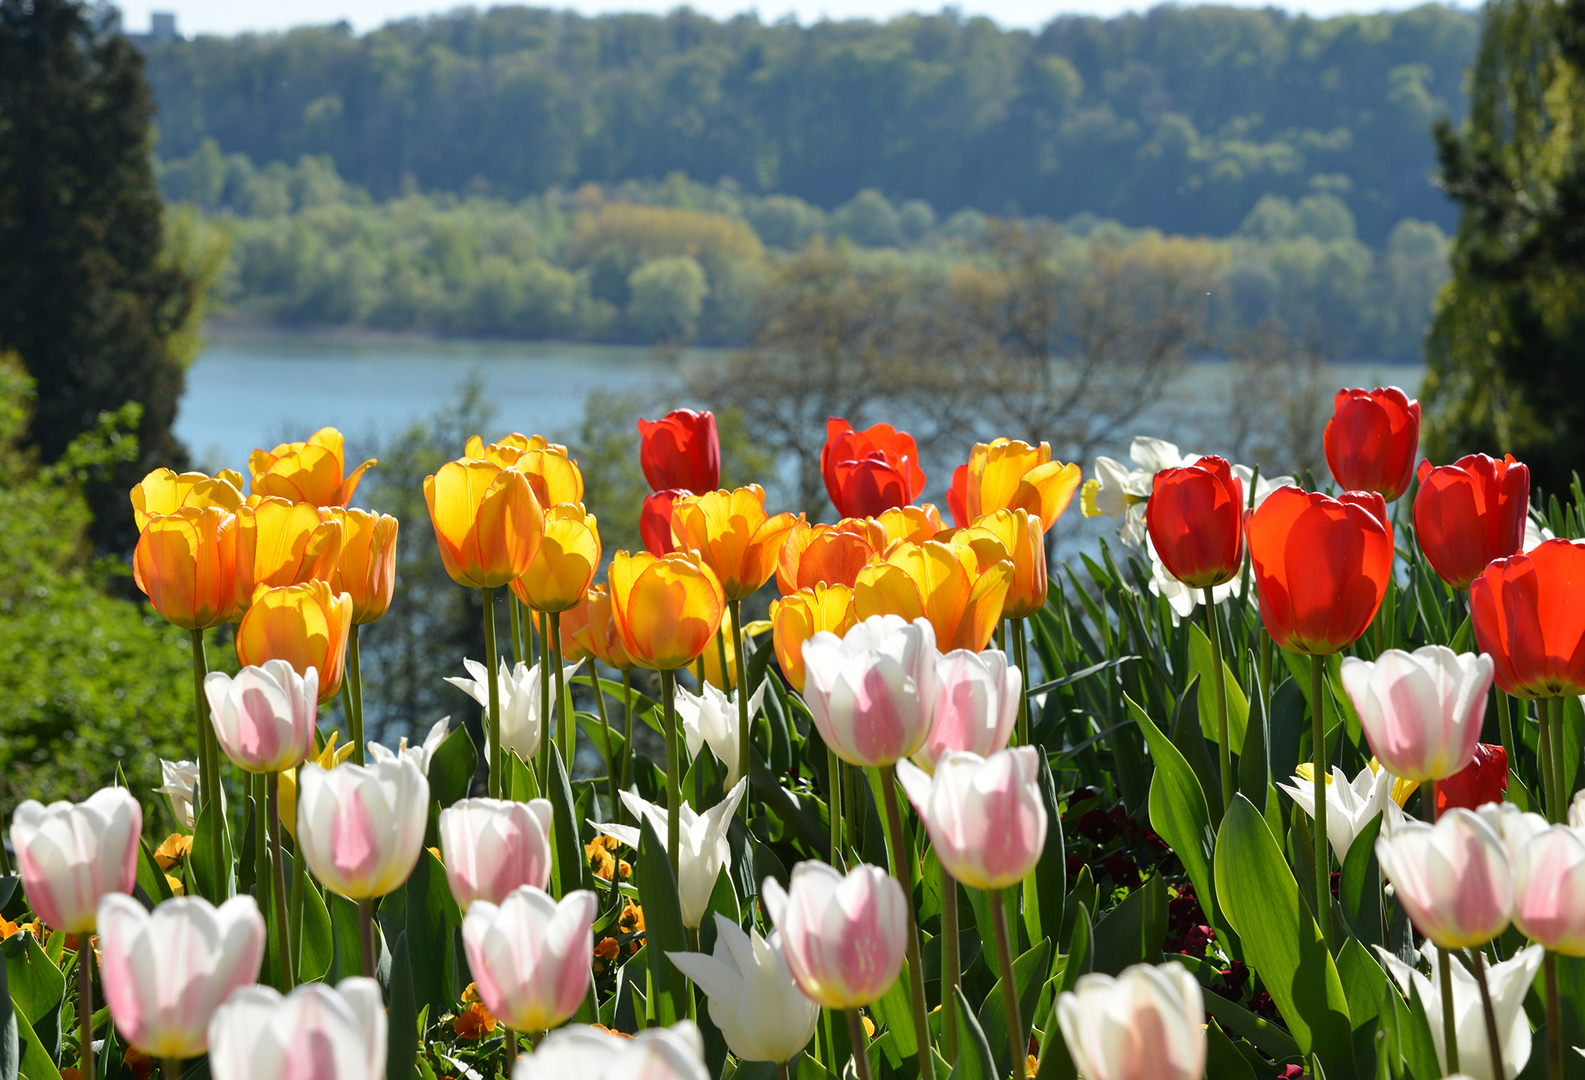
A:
325,508,398,624
208,978,387,1080
1435,742,1509,814
10,786,141,933
97,893,266,1059
236,581,352,704
854,532,1013,653
667,915,821,1065
592,782,747,928
133,506,240,630
1056,962,1206,1080
204,660,318,774
438,798,554,912
963,438,1083,532
560,584,636,670
1339,646,1493,783
912,648,1020,771
608,549,726,671
234,498,343,613
297,754,429,900
424,459,544,589
821,417,927,519
897,748,1047,890
638,409,720,494
1375,806,1514,949
671,486,802,603
801,615,937,767
640,488,687,556
248,427,376,508
763,861,907,1010
511,1021,709,1080
769,584,857,693
1377,941,1542,1080
510,503,601,613
131,468,244,531
776,519,886,594
1413,454,1529,590
462,885,597,1032
1324,387,1421,502
1471,539,1585,698
1145,455,1245,590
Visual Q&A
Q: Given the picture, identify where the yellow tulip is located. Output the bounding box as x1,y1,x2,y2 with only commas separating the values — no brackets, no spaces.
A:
965,439,1082,531
510,503,601,613
966,508,1048,618
671,486,802,602
464,432,558,464
130,468,244,530
234,497,343,613
608,550,726,671
248,427,376,508
236,580,353,703
770,584,857,692
854,531,1013,652
279,734,356,839
424,459,544,589
323,508,399,624
776,518,887,594
132,506,240,630
561,584,636,671
872,504,944,545
467,434,585,508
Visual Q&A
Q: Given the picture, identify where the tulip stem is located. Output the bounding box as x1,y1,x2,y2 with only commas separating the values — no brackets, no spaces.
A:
265,772,295,990
1538,702,1558,823
1545,951,1562,1080
1470,948,1505,1080
1204,589,1233,811
1496,692,1516,803
510,597,524,670
358,897,377,980
163,1059,181,1080
942,872,960,1062
776,1062,791,1080
551,611,571,771
346,624,365,767
77,941,94,1080
1012,618,1031,747
877,764,935,1080
289,772,306,984
591,663,620,822
252,771,268,922
1438,947,1460,1074
990,888,1025,1079
538,610,553,793
827,746,842,865
504,1028,518,1071
620,671,635,816
1548,697,1569,820
190,627,227,899
482,587,503,800
662,668,682,886
730,600,751,821
845,1010,874,1080
1309,653,1331,944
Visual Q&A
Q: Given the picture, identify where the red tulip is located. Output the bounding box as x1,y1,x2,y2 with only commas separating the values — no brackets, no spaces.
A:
821,417,926,519
1435,742,1509,814
1245,486,1393,655
1324,387,1421,501
1470,538,1585,698
947,463,969,529
637,409,719,494
640,489,688,557
1145,456,1245,589
1412,454,1530,590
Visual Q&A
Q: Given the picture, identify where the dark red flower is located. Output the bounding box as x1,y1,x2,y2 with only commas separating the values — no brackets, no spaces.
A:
1324,387,1421,501
820,417,926,519
1471,539,1585,698
1413,454,1530,590
1435,742,1509,813
639,489,688,556
1145,455,1245,589
637,409,719,493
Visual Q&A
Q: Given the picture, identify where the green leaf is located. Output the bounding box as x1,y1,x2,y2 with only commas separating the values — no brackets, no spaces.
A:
1190,621,1249,753
1169,677,1223,823
872,955,917,1059
0,937,14,1080
297,873,334,983
1339,811,1384,949
948,986,997,1080
1023,752,1066,948
1057,902,1092,994
1060,866,1094,953
329,892,365,983
3,931,62,1030
428,725,479,810
508,750,539,802
188,799,234,903
1334,937,1385,1033
977,938,1050,1079
1239,651,1270,812
1091,873,1166,975
634,816,688,1027
1268,677,1308,782
405,847,461,1020
12,1009,59,1080
135,837,174,904
1202,986,1301,1062
1205,1020,1258,1080
385,931,418,1080
550,743,593,895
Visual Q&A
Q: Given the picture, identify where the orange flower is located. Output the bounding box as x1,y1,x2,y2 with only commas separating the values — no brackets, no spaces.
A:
561,584,636,670
966,508,1048,618
132,506,239,629
510,503,601,613
872,504,944,545
236,581,353,703
130,468,244,530
770,584,857,691
854,532,1013,651
424,459,544,589
777,519,887,594
468,435,586,508
234,497,343,613
248,427,375,508
323,508,399,624
670,486,801,602
464,432,557,464
453,1001,498,1039
608,550,726,671
153,833,193,870
962,439,1082,531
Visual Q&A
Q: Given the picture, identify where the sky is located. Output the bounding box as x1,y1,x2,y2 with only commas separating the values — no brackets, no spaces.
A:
116,0,1449,38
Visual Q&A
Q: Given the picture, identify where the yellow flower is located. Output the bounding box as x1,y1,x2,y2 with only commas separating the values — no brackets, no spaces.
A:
964,439,1081,532
234,497,343,613
248,427,376,508
964,508,1047,618
511,503,601,613
279,733,356,838
770,584,857,692
424,458,544,589
671,486,802,602
853,531,1013,652
607,549,726,671
130,468,244,531
236,581,353,704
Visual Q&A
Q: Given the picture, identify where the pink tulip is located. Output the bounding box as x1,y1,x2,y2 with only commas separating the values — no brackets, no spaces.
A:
10,786,141,933
1340,646,1493,783
205,661,318,773
1510,824,1585,955
297,754,429,900
1375,806,1514,949
897,748,1047,890
438,798,554,912
462,885,597,1032
207,977,386,1080
761,861,907,1009
801,615,937,767
97,893,266,1059
513,1021,709,1080
911,648,1021,772
1056,962,1206,1080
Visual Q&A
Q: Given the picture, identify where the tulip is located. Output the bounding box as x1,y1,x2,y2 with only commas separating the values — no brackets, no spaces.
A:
424,459,544,589
513,445,586,510
1414,454,1530,590
97,893,266,1059
1505,823,1585,954
1144,535,1244,620
671,486,801,603
461,885,597,1032
947,462,970,529
607,549,726,671
961,438,1082,532
1279,763,1399,861
1471,539,1585,698
592,782,747,928
510,503,601,613
278,734,356,841
853,531,1013,652
911,648,1020,771
249,427,376,508
1145,455,1244,589
207,977,386,1080
11,786,141,932
1377,941,1543,1080
296,752,428,900
234,498,343,612
236,581,352,704
639,408,720,493
821,417,927,519
1376,806,1514,948
897,748,1047,889
770,584,857,693
761,861,908,1009
439,798,554,912
1340,646,1493,783
872,503,944,544
323,509,398,624
131,468,244,530
511,1021,708,1080
156,758,208,831
801,615,937,767
133,506,240,629
776,518,887,594
1324,386,1421,501
1436,742,1509,814
367,716,451,775
203,661,318,774
446,656,577,760
969,509,1047,619
1056,962,1206,1080
561,584,636,671
464,432,556,465
678,681,767,789
641,488,687,556
667,915,820,1065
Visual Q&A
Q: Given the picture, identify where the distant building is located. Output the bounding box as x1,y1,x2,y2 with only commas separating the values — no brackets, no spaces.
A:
117,8,182,47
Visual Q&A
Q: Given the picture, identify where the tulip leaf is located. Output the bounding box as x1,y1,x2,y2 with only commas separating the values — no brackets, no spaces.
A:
698,867,739,958
635,817,688,1027
188,800,234,904
1339,812,1384,949
1214,795,1355,1078
1378,975,1441,1080
0,944,15,1080
1090,873,1166,975
1200,982,1301,1062
237,794,258,900
872,955,917,1059
747,746,827,852
1190,621,1250,754
550,744,593,895
297,873,334,984
329,892,378,984
1056,902,1092,994
2,931,62,1031
948,985,997,1080
428,725,479,810
11,1009,58,1080
1268,677,1308,783
385,931,418,1080
404,847,460,1020
1059,866,1094,952
1334,938,1384,1033
977,937,1050,1079
575,711,624,764
1239,651,1271,812
135,837,174,905
1206,1021,1258,1080
1551,955,1585,1080
1022,753,1066,949
508,750,539,802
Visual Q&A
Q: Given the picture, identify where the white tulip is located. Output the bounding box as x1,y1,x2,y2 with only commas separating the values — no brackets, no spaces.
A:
511,1020,708,1080
677,680,767,789
208,977,386,1080
204,660,317,773
155,758,210,832
368,716,451,775
297,754,428,900
1056,961,1206,1080
1279,763,1398,862
1339,646,1492,784
667,914,820,1064
11,786,142,933
591,780,746,928
1376,942,1543,1080
1146,533,1243,619
446,656,582,760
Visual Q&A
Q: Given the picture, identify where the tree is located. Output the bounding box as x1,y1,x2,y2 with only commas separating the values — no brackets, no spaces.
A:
0,0,200,554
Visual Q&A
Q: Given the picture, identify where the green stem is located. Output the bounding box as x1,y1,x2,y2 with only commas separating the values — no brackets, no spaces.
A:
777,1061,791,1080
358,897,376,980
482,587,502,799
1546,951,1562,1080
845,763,862,857
877,764,935,1080
591,662,620,822
509,596,523,671
1471,948,1505,1080
1011,617,1031,747
551,611,570,770
190,628,226,898
289,769,305,985
78,943,94,1080
1310,652,1331,943
266,772,294,990
620,671,635,817
845,1009,874,1080
942,871,960,1062
505,1027,518,1072
1205,588,1233,811
1497,692,1516,799
1439,946,1460,1074
538,610,552,793
662,668,682,885
827,746,842,865
730,600,751,815
347,623,364,766
990,888,1025,1078
163,1059,181,1080
1539,702,1558,823
252,772,268,940
1549,696,1569,819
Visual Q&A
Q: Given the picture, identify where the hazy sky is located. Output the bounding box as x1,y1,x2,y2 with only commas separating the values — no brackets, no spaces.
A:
118,0,1449,38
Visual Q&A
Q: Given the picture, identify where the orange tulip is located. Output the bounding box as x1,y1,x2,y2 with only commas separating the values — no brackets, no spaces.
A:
234,497,343,613
608,550,726,671
670,486,802,603
770,584,857,692
854,532,1013,651
510,503,601,613
132,506,239,629
130,468,244,530
464,432,557,461
236,581,353,703
777,519,887,594
424,459,545,589
966,508,1048,618
872,504,944,545
561,584,636,671
962,439,1082,531
248,427,376,508
467,435,585,509
323,508,399,624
